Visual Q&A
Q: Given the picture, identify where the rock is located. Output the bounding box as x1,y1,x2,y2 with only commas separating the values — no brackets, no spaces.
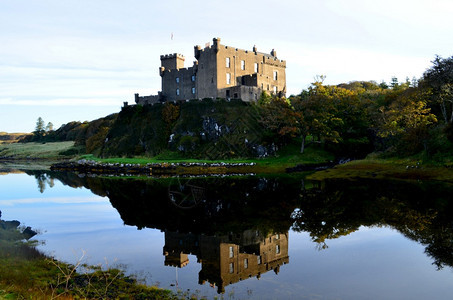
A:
22,226,37,240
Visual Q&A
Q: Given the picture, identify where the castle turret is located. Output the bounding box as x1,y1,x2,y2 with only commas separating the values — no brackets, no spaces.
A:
194,45,202,60
160,53,185,70
213,37,221,53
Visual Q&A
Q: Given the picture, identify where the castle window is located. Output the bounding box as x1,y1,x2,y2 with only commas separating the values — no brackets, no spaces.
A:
276,244,281,254
229,262,234,273
192,87,196,94
241,60,245,70
176,88,180,96
273,71,278,81
254,63,258,73
275,234,280,240
226,57,230,68
191,75,196,82
226,73,231,85
273,86,277,94
229,246,234,258
244,258,248,269
257,255,262,265
267,84,269,91
176,77,180,83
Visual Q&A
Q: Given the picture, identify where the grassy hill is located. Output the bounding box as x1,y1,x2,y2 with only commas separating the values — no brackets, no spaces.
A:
0,141,79,160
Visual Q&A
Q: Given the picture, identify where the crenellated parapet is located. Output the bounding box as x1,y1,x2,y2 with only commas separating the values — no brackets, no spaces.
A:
160,53,185,60
160,53,185,70
135,93,162,105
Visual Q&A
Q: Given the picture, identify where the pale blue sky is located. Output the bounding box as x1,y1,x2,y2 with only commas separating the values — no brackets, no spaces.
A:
1,0,453,133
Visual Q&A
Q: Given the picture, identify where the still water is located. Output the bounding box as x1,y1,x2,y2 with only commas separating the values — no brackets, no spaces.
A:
1,164,453,299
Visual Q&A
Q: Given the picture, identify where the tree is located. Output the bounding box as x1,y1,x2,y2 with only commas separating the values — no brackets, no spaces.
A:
258,97,301,147
378,100,436,138
423,55,453,124
46,122,54,132
34,117,45,139
291,80,375,156
258,91,272,105
377,88,437,153
292,81,352,153
162,103,180,130
379,81,389,89
390,77,399,89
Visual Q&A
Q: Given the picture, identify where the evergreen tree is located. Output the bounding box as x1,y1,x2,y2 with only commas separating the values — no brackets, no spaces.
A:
34,117,45,140
46,122,54,132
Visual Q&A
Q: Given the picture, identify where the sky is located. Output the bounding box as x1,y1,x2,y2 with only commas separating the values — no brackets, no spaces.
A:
1,0,453,133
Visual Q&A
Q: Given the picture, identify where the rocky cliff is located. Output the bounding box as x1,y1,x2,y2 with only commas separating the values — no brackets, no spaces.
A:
96,99,275,159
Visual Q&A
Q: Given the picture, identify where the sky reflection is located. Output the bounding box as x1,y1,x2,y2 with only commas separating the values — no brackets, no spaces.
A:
2,172,453,299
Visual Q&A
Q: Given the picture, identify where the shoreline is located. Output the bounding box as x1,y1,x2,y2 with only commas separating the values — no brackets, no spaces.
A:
5,155,453,183
0,217,178,299
49,158,340,176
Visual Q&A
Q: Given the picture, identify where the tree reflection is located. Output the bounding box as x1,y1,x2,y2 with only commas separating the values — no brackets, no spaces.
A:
34,170,453,271
292,178,453,270
34,172,56,193
35,173,47,193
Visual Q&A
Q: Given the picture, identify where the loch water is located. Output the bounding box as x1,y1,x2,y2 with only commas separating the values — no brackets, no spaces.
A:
2,163,453,299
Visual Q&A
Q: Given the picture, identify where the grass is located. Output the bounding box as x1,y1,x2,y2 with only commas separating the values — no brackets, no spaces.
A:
0,141,80,160
307,154,453,183
78,140,335,174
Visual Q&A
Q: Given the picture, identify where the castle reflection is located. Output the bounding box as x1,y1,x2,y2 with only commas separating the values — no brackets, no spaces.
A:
163,230,288,294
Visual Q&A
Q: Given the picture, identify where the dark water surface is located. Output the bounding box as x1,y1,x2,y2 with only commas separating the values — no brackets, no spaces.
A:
2,165,453,299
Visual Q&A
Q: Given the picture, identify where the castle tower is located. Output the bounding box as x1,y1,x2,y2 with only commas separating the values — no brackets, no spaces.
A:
160,53,185,71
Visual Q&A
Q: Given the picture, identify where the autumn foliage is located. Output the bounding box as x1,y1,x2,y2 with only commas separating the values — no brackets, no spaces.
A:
259,55,453,159
162,102,180,128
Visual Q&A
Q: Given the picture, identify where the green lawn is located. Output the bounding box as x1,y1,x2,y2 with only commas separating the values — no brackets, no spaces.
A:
79,140,335,173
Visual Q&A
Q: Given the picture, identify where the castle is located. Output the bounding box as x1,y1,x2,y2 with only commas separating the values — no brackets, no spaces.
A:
135,37,286,104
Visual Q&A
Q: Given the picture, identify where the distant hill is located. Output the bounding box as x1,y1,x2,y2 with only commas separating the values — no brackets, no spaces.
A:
0,132,32,144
